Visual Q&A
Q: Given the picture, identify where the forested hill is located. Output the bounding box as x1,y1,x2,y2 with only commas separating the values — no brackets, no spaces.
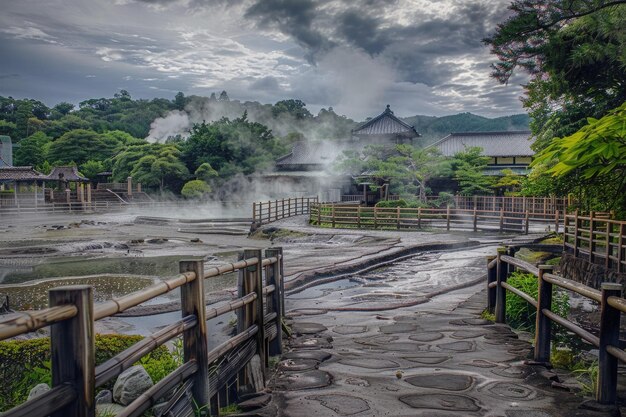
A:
401,113,530,145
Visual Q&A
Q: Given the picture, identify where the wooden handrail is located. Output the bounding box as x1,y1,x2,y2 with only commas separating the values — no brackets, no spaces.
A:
0,305,78,340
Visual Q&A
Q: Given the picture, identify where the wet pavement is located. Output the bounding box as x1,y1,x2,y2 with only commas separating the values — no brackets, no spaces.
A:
262,245,615,417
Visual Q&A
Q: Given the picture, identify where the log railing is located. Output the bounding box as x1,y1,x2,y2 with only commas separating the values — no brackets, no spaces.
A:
487,247,623,406
310,203,561,234
0,248,285,417
252,196,318,227
563,212,625,272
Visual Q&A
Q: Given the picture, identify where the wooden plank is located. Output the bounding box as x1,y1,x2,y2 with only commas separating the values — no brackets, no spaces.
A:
597,283,622,405
534,266,554,363
2,384,76,417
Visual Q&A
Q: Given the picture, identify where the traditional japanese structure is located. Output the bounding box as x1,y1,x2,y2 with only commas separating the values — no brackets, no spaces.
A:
0,166,46,208
430,131,535,175
45,166,91,204
351,104,420,145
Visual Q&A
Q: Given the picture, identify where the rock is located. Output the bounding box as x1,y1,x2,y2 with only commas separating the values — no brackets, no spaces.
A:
113,365,154,405
114,243,129,250
96,403,125,417
190,238,201,243
27,383,50,400
95,389,112,404
146,238,167,244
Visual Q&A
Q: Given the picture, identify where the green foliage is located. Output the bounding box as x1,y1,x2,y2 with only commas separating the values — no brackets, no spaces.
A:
375,199,408,208
531,102,626,213
0,334,174,412
494,169,523,195
450,146,494,196
47,129,122,165
80,160,106,180
506,272,570,345
573,361,599,396
181,180,212,199
194,162,218,182
14,132,51,167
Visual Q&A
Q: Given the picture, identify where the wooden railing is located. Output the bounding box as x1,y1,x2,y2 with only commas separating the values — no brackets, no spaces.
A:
487,247,623,406
0,201,129,216
252,197,318,226
432,195,571,215
340,195,400,203
563,212,625,272
0,248,284,417
309,203,561,233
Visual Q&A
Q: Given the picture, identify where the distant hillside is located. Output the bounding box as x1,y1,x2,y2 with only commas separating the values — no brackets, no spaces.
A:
401,113,530,146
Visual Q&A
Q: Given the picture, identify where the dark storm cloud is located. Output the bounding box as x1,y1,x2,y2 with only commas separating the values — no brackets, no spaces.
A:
244,0,331,56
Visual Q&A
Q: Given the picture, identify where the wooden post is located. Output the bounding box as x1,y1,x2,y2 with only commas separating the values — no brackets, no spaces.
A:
87,183,92,206
418,206,422,229
127,176,133,198
274,200,278,221
397,206,401,229
357,206,361,228
473,207,477,232
589,211,596,263
554,210,560,234
248,249,267,376
252,202,257,226
525,210,530,234
486,256,497,313
317,203,321,225
179,260,209,410
265,248,283,356
522,196,527,213
574,211,580,257
49,285,95,417
597,282,622,405
446,205,451,231
288,198,292,216
331,204,336,228
495,247,508,323
282,198,285,219
619,223,625,273
374,207,378,229
267,200,271,224
499,207,504,232
605,221,612,270
534,265,554,363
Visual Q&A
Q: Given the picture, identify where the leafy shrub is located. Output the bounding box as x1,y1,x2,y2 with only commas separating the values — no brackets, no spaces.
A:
0,334,174,412
181,179,212,199
375,199,407,208
506,271,570,344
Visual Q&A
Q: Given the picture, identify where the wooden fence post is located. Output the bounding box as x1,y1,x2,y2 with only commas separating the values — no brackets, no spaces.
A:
281,199,285,219
589,211,596,264
473,207,477,232
179,259,210,411
248,249,267,376
417,207,422,228
374,207,378,229
597,282,622,405
252,202,257,227
554,210,560,233
265,248,283,356
574,210,580,257
499,208,504,232
397,207,401,230
332,204,336,228
605,221,612,270
619,223,625,273
446,205,451,231
525,210,530,234
317,203,321,225
486,256,497,313
49,285,95,417
357,206,361,229
274,200,278,221
495,247,508,323
534,265,554,364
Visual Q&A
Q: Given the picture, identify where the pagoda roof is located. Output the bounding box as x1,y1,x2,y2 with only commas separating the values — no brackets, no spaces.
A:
0,166,46,181
352,105,419,138
275,140,339,170
45,166,89,182
430,131,534,157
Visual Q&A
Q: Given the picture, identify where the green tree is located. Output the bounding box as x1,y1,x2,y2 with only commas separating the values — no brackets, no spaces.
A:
174,92,186,111
531,101,626,211
450,147,495,196
494,169,523,195
47,129,122,165
15,101,32,140
0,120,16,137
14,132,51,167
485,1,626,150
181,179,212,199
80,160,106,180
130,145,189,192
272,99,312,119
194,162,218,182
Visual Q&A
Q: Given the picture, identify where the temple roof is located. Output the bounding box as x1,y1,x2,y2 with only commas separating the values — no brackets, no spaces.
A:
45,166,89,182
430,131,535,157
352,105,419,138
0,166,45,181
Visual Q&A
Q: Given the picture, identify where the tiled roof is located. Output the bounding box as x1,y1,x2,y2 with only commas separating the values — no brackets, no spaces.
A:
276,140,343,167
352,105,419,137
0,166,45,181
430,131,534,157
46,166,89,182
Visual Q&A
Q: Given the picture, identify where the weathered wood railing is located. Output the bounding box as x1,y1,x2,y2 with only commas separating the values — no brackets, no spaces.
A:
0,247,284,417
563,212,625,272
310,203,561,233
252,196,318,227
431,195,571,215
487,248,623,406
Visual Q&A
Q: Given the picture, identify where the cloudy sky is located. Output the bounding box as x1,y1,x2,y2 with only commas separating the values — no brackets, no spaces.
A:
0,0,527,119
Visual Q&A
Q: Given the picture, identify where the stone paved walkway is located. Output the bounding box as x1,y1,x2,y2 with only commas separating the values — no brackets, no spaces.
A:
263,283,613,417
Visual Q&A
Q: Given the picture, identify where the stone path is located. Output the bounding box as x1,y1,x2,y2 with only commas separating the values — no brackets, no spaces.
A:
262,285,611,417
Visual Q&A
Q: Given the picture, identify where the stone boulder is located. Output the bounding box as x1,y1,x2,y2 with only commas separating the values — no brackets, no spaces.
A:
113,365,153,405
96,403,125,417
95,389,112,404
27,383,50,400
